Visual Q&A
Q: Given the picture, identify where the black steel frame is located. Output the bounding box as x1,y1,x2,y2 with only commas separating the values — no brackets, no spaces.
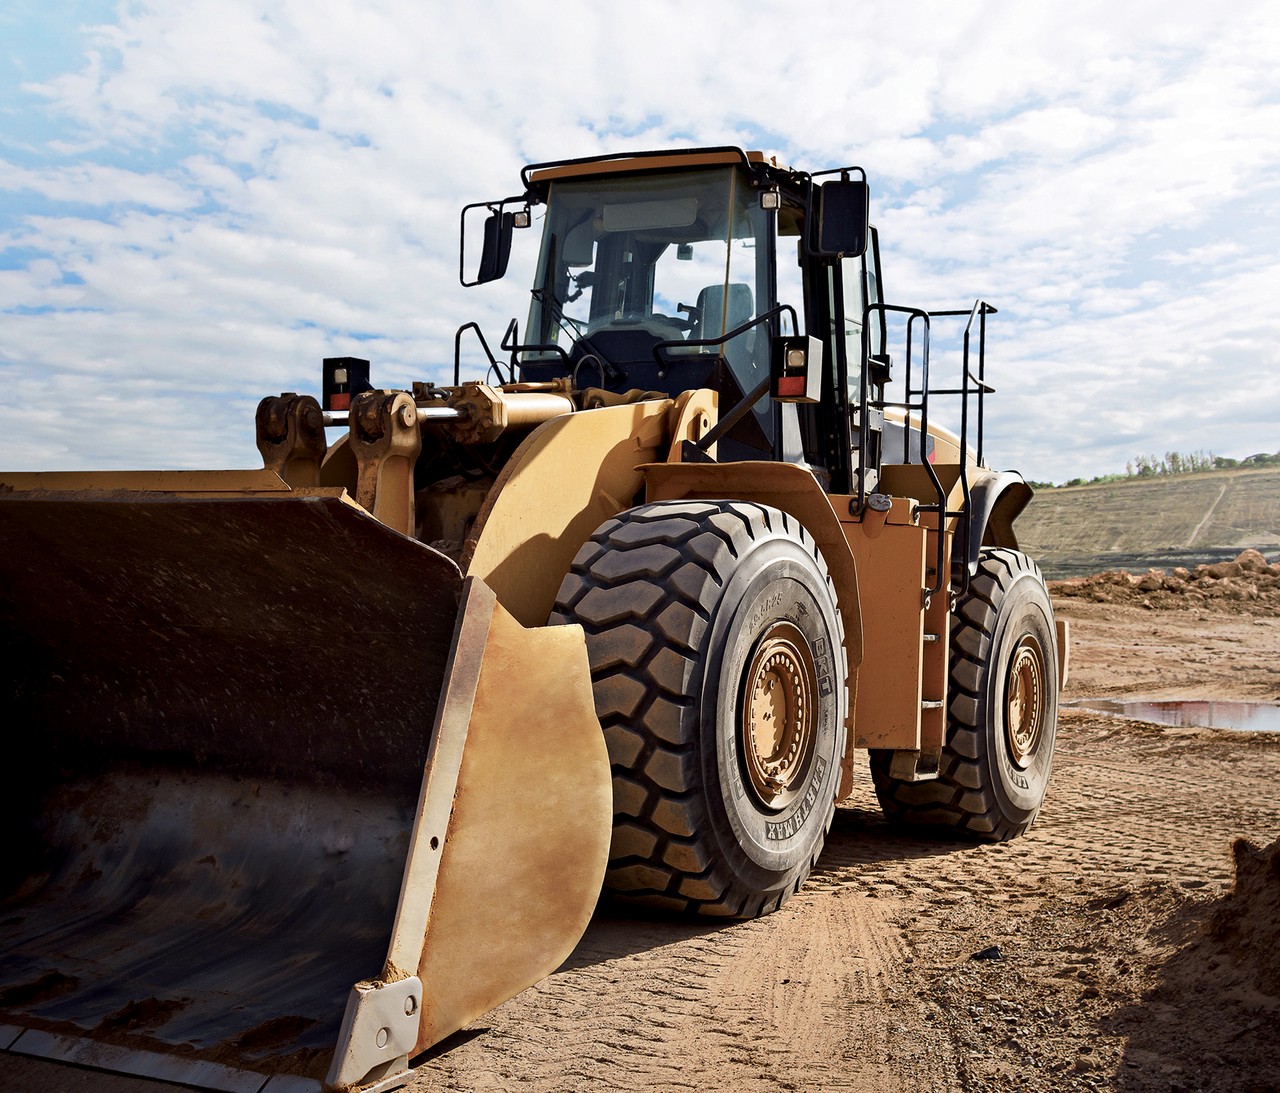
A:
856,300,996,602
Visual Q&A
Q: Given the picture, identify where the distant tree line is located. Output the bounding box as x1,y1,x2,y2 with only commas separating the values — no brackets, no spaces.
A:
1028,450,1280,490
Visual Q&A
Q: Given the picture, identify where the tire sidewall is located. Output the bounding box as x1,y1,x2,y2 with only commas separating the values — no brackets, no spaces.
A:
698,535,845,882
981,569,1058,821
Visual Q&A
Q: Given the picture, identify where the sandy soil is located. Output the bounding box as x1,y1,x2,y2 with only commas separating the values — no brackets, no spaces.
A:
411,558,1280,1093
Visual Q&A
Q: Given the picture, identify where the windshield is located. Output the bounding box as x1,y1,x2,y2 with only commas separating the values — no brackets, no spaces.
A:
525,167,771,396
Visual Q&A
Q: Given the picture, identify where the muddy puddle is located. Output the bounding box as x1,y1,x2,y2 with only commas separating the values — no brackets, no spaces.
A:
1065,698,1280,732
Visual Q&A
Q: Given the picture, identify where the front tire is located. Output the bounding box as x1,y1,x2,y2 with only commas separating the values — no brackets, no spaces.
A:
552,501,848,918
871,548,1057,841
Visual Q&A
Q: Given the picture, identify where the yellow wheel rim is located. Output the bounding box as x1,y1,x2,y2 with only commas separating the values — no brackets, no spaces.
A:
1005,635,1046,769
741,622,817,810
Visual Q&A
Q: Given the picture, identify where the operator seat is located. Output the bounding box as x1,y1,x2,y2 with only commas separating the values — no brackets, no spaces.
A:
692,282,754,343
692,282,759,386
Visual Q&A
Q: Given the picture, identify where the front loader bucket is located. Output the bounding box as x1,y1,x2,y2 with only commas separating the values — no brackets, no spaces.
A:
0,474,611,1091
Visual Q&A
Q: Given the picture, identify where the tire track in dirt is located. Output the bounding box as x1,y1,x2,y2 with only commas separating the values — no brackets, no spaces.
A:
410,708,1279,1092
1186,481,1229,548
412,877,959,1092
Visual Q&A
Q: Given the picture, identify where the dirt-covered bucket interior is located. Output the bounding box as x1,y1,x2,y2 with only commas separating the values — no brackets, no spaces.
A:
0,487,467,1082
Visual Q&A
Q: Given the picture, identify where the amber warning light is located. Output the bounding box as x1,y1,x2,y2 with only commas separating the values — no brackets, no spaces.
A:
323,357,372,411
770,336,822,403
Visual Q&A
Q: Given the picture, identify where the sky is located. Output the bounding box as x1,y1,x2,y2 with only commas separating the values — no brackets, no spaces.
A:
1,0,1278,484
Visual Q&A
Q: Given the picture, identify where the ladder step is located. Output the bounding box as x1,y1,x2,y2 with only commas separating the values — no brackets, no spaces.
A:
888,749,940,781
921,699,944,710
923,632,940,643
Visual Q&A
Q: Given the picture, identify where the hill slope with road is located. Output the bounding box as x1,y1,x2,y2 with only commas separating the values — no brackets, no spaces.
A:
1015,466,1280,578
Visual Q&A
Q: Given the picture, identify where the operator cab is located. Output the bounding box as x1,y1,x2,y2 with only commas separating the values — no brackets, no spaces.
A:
519,165,776,459
462,148,877,476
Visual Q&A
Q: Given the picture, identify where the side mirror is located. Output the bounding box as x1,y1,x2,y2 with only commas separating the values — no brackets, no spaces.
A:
460,201,530,287
812,180,869,258
476,210,514,284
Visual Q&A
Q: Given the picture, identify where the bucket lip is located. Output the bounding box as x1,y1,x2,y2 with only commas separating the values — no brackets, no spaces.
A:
3,1027,310,1093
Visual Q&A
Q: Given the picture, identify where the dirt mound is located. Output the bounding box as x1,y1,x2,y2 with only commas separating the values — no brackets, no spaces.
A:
1208,838,1280,997
1165,837,1280,1009
1102,838,1280,1092
1049,548,1280,612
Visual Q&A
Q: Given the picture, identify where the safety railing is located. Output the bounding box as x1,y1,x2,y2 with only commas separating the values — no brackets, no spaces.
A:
857,299,996,602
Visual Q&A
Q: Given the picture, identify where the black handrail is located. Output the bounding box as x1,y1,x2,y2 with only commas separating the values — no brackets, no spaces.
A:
453,322,500,386
858,300,996,604
454,318,572,387
651,302,799,366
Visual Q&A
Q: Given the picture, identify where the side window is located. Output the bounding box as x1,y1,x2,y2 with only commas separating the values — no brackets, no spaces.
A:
841,254,865,391
775,234,804,332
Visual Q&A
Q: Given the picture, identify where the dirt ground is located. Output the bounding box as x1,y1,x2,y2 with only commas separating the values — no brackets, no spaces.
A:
3,555,1277,1093
412,554,1280,1093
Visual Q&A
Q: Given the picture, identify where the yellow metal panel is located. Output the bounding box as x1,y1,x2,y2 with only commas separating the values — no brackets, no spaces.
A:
842,508,928,751
877,462,965,517
0,468,294,495
665,388,718,461
642,461,863,674
403,579,610,1052
463,399,673,627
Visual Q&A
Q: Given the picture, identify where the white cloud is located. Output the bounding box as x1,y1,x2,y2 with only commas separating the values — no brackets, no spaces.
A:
0,0,1278,485
0,159,196,209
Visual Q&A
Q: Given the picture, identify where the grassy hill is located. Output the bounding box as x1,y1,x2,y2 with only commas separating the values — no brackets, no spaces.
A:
1014,466,1280,579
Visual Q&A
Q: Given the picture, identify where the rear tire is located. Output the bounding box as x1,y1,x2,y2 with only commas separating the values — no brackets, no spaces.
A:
552,501,848,918
870,548,1057,841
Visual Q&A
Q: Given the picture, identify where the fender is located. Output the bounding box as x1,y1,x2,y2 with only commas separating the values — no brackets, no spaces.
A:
963,469,1033,575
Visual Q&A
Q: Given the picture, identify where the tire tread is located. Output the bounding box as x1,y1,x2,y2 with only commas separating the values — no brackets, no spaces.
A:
553,500,845,917
870,548,1054,841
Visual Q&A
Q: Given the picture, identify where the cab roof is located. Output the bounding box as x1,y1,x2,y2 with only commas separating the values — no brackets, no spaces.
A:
522,147,791,194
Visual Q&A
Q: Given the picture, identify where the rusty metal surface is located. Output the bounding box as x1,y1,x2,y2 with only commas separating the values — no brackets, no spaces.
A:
349,390,423,538
0,484,467,1083
256,394,328,488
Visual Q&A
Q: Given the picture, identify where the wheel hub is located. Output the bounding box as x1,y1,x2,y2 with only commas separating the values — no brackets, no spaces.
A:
1005,635,1046,768
741,622,817,810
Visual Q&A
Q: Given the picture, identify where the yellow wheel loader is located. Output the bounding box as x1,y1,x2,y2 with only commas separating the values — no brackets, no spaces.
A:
0,147,1065,1091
